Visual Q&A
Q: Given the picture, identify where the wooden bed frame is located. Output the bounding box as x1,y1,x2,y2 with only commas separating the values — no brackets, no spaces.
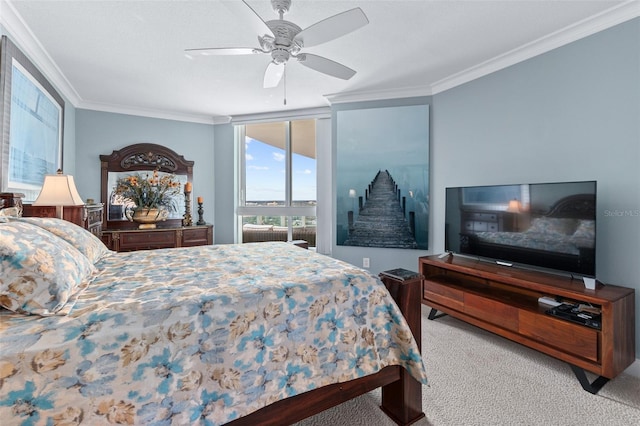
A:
462,194,596,276
0,193,425,425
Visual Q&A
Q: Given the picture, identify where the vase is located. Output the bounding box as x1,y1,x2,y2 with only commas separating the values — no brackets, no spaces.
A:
127,207,168,229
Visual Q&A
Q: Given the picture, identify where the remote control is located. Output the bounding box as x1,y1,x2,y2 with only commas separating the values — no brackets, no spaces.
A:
538,296,562,307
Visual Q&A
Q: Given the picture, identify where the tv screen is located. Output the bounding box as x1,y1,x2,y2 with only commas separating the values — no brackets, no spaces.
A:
445,181,596,277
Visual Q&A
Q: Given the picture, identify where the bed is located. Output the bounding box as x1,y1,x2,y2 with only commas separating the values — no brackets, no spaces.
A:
461,194,596,275
0,214,427,425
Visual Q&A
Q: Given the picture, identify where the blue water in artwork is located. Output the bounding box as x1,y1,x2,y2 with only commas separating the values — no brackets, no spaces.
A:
336,104,430,249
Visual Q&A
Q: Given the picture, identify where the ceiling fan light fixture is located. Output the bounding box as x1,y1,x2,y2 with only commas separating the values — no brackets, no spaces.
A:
271,48,290,65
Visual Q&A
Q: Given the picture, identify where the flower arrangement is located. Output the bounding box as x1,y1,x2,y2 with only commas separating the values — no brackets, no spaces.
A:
114,170,181,212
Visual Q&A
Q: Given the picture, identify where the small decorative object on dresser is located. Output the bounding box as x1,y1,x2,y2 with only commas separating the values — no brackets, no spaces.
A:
183,181,193,226
196,196,206,225
114,170,180,229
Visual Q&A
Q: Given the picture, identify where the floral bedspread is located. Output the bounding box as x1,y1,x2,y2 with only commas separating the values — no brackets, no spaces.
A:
0,242,427,425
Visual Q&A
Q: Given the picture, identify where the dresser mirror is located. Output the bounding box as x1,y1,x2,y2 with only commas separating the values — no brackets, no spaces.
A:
100,143,194,229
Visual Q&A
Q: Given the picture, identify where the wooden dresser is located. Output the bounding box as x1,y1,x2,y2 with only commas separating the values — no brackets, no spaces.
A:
101,224,213,252
22,203,104,236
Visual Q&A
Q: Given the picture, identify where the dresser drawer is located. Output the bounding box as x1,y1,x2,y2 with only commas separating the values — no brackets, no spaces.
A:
102,225,213,252
183,227,211,247
519,310,599,362
119,230,177,251
464,293,519,332
423,279,464,311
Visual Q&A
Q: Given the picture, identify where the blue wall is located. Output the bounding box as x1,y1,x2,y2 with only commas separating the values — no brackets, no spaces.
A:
431,18,639,353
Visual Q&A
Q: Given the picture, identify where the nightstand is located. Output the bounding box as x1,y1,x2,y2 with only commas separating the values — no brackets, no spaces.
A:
22,203,104,237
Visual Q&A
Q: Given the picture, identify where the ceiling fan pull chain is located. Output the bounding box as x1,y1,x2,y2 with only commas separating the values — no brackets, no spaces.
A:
283,64,287,105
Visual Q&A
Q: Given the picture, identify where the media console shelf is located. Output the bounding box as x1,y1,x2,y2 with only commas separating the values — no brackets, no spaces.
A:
419,254,635,394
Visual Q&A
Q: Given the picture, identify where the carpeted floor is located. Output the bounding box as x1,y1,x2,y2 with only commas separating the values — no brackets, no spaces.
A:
296,304,640,426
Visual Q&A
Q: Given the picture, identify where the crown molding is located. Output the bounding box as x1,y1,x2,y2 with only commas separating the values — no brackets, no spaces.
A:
1,0,81,105
230,107,331,125
324,85,432,105
430,0,640,95
78,100,220,125
1,0,220,125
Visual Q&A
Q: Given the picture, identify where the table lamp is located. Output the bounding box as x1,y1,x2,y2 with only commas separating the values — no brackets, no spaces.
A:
33,170,84,219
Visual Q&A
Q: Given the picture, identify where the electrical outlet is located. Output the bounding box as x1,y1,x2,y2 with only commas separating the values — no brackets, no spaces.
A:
363,257,370,268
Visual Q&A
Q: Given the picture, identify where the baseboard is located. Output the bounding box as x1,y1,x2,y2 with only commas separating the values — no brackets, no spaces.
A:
625,358,640,378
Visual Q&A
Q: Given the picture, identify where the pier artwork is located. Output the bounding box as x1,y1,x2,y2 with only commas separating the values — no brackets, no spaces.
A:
343,170,418,249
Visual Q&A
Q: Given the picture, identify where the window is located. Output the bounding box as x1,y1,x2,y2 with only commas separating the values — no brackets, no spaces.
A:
237,119,317,247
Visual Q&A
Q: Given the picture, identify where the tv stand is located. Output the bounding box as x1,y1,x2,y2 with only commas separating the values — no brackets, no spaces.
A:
419,255,635,394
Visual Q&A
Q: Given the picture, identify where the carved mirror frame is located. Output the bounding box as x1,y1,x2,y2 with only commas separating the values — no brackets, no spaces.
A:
100,143,194,230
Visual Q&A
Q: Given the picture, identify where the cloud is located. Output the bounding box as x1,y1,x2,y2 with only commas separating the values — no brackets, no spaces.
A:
248,165,269,170
272,152,285,162
246,153,254,161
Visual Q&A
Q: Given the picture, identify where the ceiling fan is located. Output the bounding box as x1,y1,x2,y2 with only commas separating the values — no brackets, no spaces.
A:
185,0,369,88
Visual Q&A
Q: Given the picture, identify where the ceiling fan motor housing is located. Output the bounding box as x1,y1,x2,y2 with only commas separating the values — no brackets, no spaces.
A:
265,20,302,63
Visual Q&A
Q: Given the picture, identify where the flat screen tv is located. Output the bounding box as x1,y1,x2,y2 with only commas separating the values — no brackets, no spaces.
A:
445,181,596,277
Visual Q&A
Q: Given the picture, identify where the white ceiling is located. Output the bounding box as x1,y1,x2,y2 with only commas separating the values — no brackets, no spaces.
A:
2,0,638,124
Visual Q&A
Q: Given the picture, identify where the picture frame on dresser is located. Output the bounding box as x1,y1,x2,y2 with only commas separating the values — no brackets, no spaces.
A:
0,35,65,202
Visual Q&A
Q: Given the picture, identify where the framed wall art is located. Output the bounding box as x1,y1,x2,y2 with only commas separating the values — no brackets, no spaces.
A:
336,103,429,250
0,35,65,202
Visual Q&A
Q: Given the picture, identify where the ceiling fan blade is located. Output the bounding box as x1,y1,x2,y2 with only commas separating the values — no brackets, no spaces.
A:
225,0,274,38
264,62,285,88
294,8,368,48
185,47,258,57
297,54,356,80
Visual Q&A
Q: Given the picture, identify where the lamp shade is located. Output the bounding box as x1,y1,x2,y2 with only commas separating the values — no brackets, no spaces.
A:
506,199,522,213
33,174,84,206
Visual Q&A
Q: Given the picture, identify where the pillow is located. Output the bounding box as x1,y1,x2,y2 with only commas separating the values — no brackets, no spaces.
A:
243,224,274,230
0,221,96,315
526,217,578,235
15,217,110,264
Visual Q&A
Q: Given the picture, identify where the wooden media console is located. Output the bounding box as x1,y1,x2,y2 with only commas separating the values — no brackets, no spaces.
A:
419,254,635,393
